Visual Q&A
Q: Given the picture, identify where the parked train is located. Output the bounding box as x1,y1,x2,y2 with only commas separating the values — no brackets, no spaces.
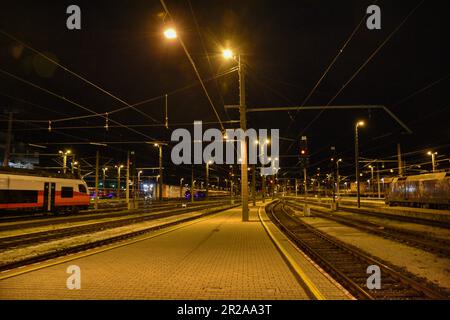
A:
0,169,90,213
385,172,450,209
184,189,229,200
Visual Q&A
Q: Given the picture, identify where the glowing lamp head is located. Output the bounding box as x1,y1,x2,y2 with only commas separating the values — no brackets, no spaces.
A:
164,28,177,39
222,49,233,59
357,121,365,127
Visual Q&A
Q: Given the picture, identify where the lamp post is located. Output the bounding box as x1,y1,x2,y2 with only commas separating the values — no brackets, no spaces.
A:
58,150,71,174
102,167,108,192
191,165,195,203
368,165,374,194
115,164,123,200
355,121,365,208
154,143,163,201
427,151,437,172
336,159,342,197
206,160,212,200
138,170,143,200
376,164,381,199
223,49,248,221
179,177,184,199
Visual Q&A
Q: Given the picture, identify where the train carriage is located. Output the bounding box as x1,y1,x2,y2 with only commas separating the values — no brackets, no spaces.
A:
0,169,90,213
385,172,450,209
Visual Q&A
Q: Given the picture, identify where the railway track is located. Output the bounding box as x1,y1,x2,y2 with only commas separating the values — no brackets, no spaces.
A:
0,200,226,232
285,197,450,229
284,200,450,257
0,201,234,250
267,201,449,299
0,198,214,223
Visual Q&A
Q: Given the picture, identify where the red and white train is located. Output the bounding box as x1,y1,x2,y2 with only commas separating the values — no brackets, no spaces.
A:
0,169,90,213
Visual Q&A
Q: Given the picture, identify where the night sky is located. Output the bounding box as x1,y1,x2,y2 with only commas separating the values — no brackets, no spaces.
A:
1,0,449,183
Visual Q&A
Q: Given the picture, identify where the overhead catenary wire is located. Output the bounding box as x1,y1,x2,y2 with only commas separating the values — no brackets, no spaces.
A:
159,0,225,132
285,0,378,137
298,0,425,137
0,68,159,142
187,0,228,120
0,29,160,124
0,67,237,124
392,72,450,108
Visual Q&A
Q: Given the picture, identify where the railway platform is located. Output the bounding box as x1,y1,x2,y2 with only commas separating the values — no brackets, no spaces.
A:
287,196,450,225
0,202,350,300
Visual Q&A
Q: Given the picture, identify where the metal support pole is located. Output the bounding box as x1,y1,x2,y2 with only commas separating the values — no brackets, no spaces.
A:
262,175,266,203
63,154,67,174
303,168,307,198
336,161,340,197
117,167,121,201
238,55,249,221
2,112,13,167
158,145,163,201
252,164,256,206
206,162,209,200
397,143,403,176
370,166,374,195
355,125,361,208
191,165,194,203
295,178,298,197
95,151,99,210
377,164,381,199
180,178,184,199
137,171,142,201
431,152,436,172
126,151,130,205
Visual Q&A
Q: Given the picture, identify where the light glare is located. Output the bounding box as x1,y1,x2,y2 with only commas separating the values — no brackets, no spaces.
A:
223,49,233,59
164,28,177,39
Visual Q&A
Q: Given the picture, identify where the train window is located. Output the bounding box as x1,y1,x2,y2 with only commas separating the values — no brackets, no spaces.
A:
78,184,87,193
61,187,73,198
0,190,38,204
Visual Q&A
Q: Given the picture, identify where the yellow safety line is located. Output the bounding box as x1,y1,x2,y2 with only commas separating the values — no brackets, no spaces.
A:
0,207,235,281
258,205,326,300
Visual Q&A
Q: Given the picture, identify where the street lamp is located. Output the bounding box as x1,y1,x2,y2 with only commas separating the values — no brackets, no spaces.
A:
115,164,124,200
138,170,143,199
336,159,342,197
368,165,374,194
223,48,248,221
222,49,233,59
179,177,184,199
206,160,212,200
59,149,71,174
154,143,164,201
355,120,365,208
71,161,78,175
427,151,437,172
102,167,108,192
163,27,177,39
